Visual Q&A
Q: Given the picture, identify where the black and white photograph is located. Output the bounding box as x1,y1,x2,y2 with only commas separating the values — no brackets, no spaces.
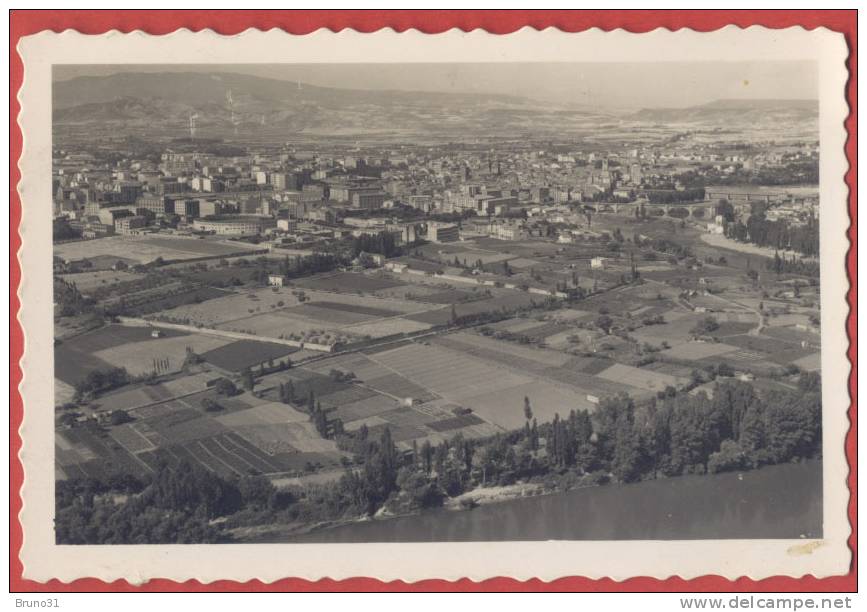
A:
50,60,824,544
15,25,851,583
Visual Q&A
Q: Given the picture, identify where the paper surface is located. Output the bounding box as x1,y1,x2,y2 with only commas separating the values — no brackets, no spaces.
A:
15,25,851,583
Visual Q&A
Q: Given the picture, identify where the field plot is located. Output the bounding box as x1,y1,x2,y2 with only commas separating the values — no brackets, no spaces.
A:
160,372,215,396
161,287,303,327
434,332,572,369
404,291,541,326
215,402,310,428
342,317,432,339
371,343,534,403
287,302,393,324
166,286,438,343
275,368,352,399
404,288,481,305
762,326,820,344
364,373,439,403
54,379,76,406
142,407,227,444
139,431,291,477
631,313,708,347
660,341,739,361
94,385,175,413
722,334,814,365
128,393,201,419
332,394,403,423
217,311,318,337
793,352,821,371
597,363,684,392
302,353,391,381
464,380,593,430
55,235,254,265
291,272,404,293
58,270,139,293
427,413,485,432
316,385,379,409
94,333,234,377
109,423,157,454
201,340,298,372
549,308,595,323
58,426,150,479
236,421,341,454
567,356,616,375
543,364,639,399
54,344,113,385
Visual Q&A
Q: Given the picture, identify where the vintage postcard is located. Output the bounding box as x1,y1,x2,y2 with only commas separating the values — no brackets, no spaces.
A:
13,25,852,584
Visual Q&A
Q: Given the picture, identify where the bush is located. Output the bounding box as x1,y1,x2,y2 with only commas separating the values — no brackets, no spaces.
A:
109,410,132,426
708,440,752,474
201,398,223,412
214,378,239,396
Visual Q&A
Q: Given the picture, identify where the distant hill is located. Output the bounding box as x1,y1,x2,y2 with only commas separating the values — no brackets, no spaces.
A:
630,99,818,124
53,71,528,111
51,71,612,140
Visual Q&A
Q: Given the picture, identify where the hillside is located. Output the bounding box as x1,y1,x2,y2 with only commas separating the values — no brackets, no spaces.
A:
630,99,818,125
52,71,613,140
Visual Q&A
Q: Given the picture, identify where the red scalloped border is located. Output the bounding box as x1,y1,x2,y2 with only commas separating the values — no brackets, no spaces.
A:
9,9,857,593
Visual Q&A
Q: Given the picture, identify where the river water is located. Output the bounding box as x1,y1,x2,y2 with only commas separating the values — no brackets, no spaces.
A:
283,461,822,542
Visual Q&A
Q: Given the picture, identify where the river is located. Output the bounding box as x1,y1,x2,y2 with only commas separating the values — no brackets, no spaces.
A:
282,461,821,542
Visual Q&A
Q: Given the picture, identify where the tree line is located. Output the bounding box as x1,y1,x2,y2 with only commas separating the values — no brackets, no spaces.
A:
55,370,821,544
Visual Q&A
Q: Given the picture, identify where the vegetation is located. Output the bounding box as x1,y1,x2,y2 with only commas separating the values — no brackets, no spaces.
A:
73,367,131,402
55,373,821,543
725,207,819,257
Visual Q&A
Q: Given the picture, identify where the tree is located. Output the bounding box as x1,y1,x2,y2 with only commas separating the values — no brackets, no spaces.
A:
595,314,613,335
109,410,132,426
691,316,719,336
200,398,222,412
523,396,533,421
240,368,255,391
214,378,238,397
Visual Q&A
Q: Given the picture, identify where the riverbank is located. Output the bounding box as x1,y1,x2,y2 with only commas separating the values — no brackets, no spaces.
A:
700,232,817,262
230,480,568,542
444,482,543,510
229,457,822,543
272,460,822,543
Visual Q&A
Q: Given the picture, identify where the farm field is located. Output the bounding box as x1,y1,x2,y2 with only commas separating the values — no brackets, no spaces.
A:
596,363,684,392
93,333,234,377
660,341,740,361
58,270,140,293
435,332,572,369
291,272,404,293
55,234,256,265
793,352,821,371
54,344,113,386
200,339,298,372
630,313,708,347
364,342,608,430
159,285,438,344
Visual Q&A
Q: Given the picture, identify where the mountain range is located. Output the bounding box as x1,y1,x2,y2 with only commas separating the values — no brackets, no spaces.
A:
52,72,817,140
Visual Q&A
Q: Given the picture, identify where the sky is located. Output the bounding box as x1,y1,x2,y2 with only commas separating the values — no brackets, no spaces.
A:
53,62,817,110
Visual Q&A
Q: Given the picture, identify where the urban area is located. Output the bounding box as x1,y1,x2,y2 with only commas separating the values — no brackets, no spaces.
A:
52,69,822,544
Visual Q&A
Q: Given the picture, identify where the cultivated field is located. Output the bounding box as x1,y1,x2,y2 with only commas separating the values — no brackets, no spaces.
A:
58,270,139,293
55,234,256,265
94,333,233,377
